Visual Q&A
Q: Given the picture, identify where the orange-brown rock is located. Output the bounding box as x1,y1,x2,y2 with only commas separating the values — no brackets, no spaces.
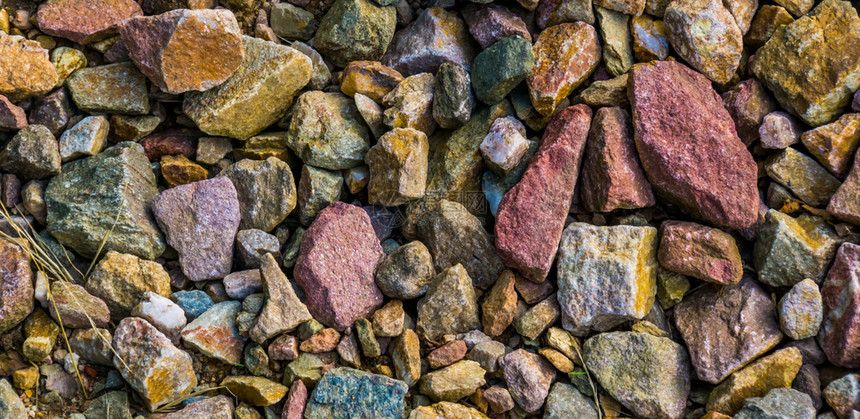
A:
37,0,143,44
0,36,59,102
341,61,404,103
160,154,208,188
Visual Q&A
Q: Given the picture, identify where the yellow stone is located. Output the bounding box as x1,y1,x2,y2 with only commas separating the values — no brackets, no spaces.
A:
409,401,490,419
160,154,208,188
51,47,87,87
705,347,803,415
340,60,404,103
538,347,575,373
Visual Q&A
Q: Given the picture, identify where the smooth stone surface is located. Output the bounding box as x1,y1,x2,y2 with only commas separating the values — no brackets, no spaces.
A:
658,221,742,285
419,360,486,402
374,241,435,300
131,292,186,344
58,116,108,163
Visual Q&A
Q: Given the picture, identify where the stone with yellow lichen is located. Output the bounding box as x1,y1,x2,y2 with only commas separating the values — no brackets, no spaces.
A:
0,35,59,102
286,91,371,170
410,401,489,419
86,250,173,320
706,347,803,415
160,154,207,188
221,375,288,406
556,223,658,336
764,147,841,207
21,309,60,363
50,47,86,87
754,210,842,287
631,15,669,62
801,113,860,178
744,5,793,50
752,0,860,127
527,22,600,116
664,0,743,84
383,73,437,136
340,60,404,103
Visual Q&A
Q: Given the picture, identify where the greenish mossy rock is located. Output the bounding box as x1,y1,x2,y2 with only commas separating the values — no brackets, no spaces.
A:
314,0,396,68
470,36,534,105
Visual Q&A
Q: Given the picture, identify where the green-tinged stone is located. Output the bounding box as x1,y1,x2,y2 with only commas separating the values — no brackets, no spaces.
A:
222,157,297,232
471,36,534,105
664,0,743,84
656,268,689,310
314,0,396,68
66,62,149,115
283,353,327,387
270,3,316,41
375,241,435,300
86,250,172,320
392,329,421,387
753,210,842,287
752,0,860,127
50,46,87,87
706,347,802,415
409,401,489,419
110,114,161,142
419,360,486,402
183,36,312,140
764,147,841,206
83,391,131,419
366,128,429,206
0,124,61,179
544,383,598,419
22,309,60,362
355,318,381,358
433,62,475,129
286,91,371,170
46,142,165,259
734,388,816,419
221,376,288,407
416,264,480,343
305,368,408,418
822,373,860,419
297,165,342,226
514,295,560,340
0,379,26,419
596,7,633,77
584,331,691,419
574,73,629,107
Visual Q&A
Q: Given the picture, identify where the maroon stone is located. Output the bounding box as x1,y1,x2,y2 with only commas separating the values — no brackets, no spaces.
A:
494,104,592,283
28,88,72,136
427,340,468,368
0,238,33,333
462,5,532,49
36,0,143,44
580,106,655,213
819,243,860,367
139,128,198,162
0,95,27,131
500,349,556,413
1,174,21,209
268,334,299,361
514,273,554,304
282,379,308,419
151,177,241,281
658,220,743,285
294,202,384,331
630,60,759,229
382,7,477,76
721,78,777,145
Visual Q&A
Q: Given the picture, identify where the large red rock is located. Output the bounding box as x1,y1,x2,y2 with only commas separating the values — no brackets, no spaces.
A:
119,9,244,94
294,202,385,331
629,60,759,230
819,243,860,367
37,0,143,44
495,104,592,283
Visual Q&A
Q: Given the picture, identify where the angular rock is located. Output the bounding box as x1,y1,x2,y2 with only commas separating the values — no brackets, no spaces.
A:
466,340,505,373
181,301,245,364
665,0,743,84
0,36,58,102
481,270,518,337
248,253,312,343
28,88,72,137
155,395,234,418
119,9,243,94
382,7,475,76
706,347,803,415
305,368,408,417
340,61,403,103
87,251,172,320
584,332,691,419
527,23,599,116
296,165,342,226
544,383,598,419
0,124,60,180
375,241,435,300
314,0,396,68
514,295,560,340
69,328,114,366
428,340,468,369
801,113,860,178
556,223,658,335
152,177,241,281
471,36,534,105
409,402,489,418
183,36,312,140
48,281,110,329
752,0,860,127
673,277,783,384
221,376,287,407
754,210,841,287
365,128,428,206
270,3,316,41
172,290,214,320
779,279,823,340
500,349,556,413
829,148,860,223
819,243,860,367
658,221,742,285
160,155,207,188
294,202,383,330
580,106,654,212
722,78,778,145
235,229,280,268
36,0,141,44
495,105,591,283
417,264,480,343
432,62,475,129
66,63,150,115
419,360,486,402
383,73,436,136
822,373,860,419
760,111,802,149
536,0,594,27
0,379,26,418
58,116,108,163
745,5,794,49
631,15,669,61
222,157,296,232
629,60,759,229
131,292,186,344
463,4,531,50
595,7,633,78
113,317,196,411
22,309,59,362
287,92,370,170
392,329,421,386
765,147,841,207
734,388,816,419
0,95,27,131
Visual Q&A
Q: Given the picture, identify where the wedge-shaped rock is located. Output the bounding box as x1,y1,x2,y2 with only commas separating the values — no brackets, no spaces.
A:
417,264,480,343
249,254,312,343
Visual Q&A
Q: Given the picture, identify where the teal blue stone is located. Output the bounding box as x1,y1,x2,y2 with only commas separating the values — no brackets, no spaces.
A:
470,35,535,105
171,290,214,320
305,367,408,418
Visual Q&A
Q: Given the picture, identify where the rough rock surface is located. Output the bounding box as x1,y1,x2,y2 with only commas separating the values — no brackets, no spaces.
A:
305,368,408,417
221,157,297,232
36,0,142,44
382,8,475,76
417,264,480,343
0,239,33,333
527,23,600,116
658,221,743,285
0,36,59,102
248,254,312,343
664,0,743,84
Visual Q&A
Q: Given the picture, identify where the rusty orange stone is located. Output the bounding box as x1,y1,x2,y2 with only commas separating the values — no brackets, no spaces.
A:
0,36,59,102
37,0,143,44
160,155,208,188
340,61,404,103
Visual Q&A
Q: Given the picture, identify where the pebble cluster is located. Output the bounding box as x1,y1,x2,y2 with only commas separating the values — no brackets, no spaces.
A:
0,0,859,418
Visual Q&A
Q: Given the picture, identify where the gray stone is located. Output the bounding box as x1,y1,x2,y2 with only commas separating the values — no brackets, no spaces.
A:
754,210,842,287
416,264,480,343
734,388,816,419
222,157,297,232
0,124,61,179
235,229,281,268
286,91,371,170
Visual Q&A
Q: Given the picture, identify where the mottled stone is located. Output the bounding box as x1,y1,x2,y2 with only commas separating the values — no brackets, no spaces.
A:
471,36,534,105
528,23,600,116
119,9,243,94
822,373,860,418
235,229,280,268
222,157,297,232
766,148,841,206
658,221,742,285
481,270,518,337
160,155,207,188
580,106,654,212
382,73,436,136
36,0,141,44
69,328,114,366
495,105,591,283
314,0,396,68
409,402,489,418
595,7,633,78
305,368,408,417
722,79,777,145
500,349,556,413
544,383,598,419
48,281,110,329
665,0,742,84
58,116,108,163
752,0,860,127
0,36,58,102
391,329,421,386
778,279,823,340
536,0,594,27
66,63,150,115
575,73,629,107
754,210,841,286
479,116,528,175
802,113,860,178
221,376,288,406
296,165,342,226
270,3,316,41
594,0,645,14
673,277,783,384
172,290,214,320
706,347,803,415
87,251,171,320
819,243,860,367
420,360,486,401
734,388,816,419
760,111,802,149
557,222,658,335
294,202,384,330
745,5,794,49
365,128,428,206
287,91,370,170
417,264,480,343
183,36,312,140
248,254,312,343
375,241,435,300
113,317,196,411
28,88,72,137
143,132,198,162
631,15,669,61
629,60,759,229
382,8,475,76
152,177,241,281
829,148,860,224
427,340,468,369
110,115,161,142
0,95,27,131
585,332,690,419
21,309,59,362
514,295,560,340
340,61,403,103
181,301,244,364
463,5,530,49
0,125,60,180
155,395,234,419
432,61,475,130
